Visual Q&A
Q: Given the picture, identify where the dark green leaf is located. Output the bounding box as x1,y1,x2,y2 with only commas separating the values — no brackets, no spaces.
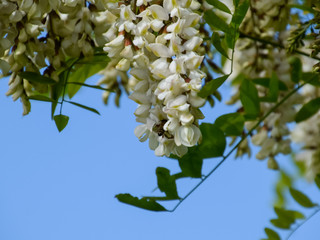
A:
28,95,56,103
206,0,231,14
295,97,320,123
301,72,320,86
50,72,65,118
260,72,279,102
198,75,230,98
274,207,304,226
177,147,203,178
214,112,245,136
19,71,56,84
199,123,226,159
270,219,291,229
156,167,179,199
252,78,288,91
67,55,110,98
289,187,317,208
204,11,231,34
264,228,280,240
67,82,113,91
65,100,100,115
316,174,320,190
115,193,167,212
53,114,69,132
211,32,230,59
240,78,260,120
289,57,302,83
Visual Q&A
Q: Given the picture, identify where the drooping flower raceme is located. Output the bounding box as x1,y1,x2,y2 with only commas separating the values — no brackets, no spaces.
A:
103,0,206,157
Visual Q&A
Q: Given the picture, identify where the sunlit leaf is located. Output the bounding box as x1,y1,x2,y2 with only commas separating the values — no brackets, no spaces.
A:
156,167,179,199
198,75,230,98
67,55,110,98
214,113,245,136
264,228,280,240
28,95,56,103
115,194,167,212
18,71,57,85
206,0,231,14
65,100,100,115
230,0,249,26
211,32,230,59
199,123,226,159
295,97,320,123
53,114,69,132
240,78,260,120
204,11,232,34
289,188,317,208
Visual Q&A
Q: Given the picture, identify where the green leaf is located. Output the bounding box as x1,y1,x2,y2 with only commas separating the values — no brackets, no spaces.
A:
50,72,65,118
301,72,320,86
204,11,232,34
156,167,179,199
67,55,110,98
115,194,167,212
295,97,320,123
260,72,279,103
65,100,100,115
28,95,56,103
214,113,245,136
230,0,249,26
67,82,113,91
199,123,226,159
206,0,231,14
226,0,249,48
316,174,320,190
289,57,302,83
19,71,56,84
211,32,230,59
53,114,69,132
264,228,280,240
289,187,317,208
274,207,305,226
240,78,260,120
198,75,230,98
270,219,291,229
252,78,288,91
177,147,203,178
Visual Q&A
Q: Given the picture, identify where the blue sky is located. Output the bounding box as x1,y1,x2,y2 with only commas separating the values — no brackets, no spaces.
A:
0,76,319,240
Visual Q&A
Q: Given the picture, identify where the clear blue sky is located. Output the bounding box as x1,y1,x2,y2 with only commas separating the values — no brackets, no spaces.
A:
0,76,319,240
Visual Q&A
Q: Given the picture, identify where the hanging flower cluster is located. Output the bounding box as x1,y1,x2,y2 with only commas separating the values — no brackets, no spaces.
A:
0,0,121,114
103,0,206,157
228,0,301,169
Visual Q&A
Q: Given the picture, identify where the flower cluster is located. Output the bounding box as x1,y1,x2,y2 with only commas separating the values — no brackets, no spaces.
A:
103,0,206,157
0,0,117,114
228,0,299,169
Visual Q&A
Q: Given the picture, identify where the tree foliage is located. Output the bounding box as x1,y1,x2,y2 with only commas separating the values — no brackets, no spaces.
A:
1,0,320,238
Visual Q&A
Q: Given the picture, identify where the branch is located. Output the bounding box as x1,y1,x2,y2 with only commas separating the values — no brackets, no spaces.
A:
239,31,320,61
286,206,320,240
169,80,308,212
